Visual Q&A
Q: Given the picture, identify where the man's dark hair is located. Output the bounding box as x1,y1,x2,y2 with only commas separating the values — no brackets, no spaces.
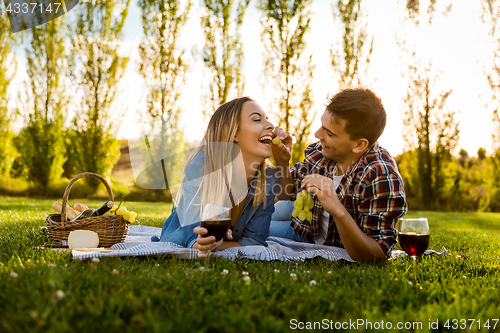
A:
325,88,387,147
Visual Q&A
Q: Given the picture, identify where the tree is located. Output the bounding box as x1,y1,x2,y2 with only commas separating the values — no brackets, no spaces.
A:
398,0,459,209
0,15,19,180
258,0,316,164
477,147,486,161
137,0,191,200
201,0,249,119
482,1,500,158
458,148,468,167
331,0,373,87
16,17,68,189
69,0,130,184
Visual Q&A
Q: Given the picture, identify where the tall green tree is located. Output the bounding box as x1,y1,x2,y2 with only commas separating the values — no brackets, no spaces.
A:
69,0,130,184
481,0,500,211
482,0,500,152
331,0,373,87
137,0,191,199
0,15,19,180
398,0,459,209
258,0,316,164
16,17,68,189
200,0,249,118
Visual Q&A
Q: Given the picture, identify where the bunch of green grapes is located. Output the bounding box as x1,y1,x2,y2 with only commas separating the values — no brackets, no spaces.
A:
292,189,314,221
111,204,138,223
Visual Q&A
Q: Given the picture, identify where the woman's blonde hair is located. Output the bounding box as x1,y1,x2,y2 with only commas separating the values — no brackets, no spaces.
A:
176,97,269,216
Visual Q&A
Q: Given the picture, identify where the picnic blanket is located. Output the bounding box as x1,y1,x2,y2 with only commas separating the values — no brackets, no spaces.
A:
71,225,447,261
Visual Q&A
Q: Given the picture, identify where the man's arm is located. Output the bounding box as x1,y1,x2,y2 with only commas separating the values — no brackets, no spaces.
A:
301,174,387,262
322,206,386,262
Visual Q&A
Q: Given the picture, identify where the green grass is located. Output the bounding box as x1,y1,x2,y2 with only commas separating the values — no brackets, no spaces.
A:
1,197,499,333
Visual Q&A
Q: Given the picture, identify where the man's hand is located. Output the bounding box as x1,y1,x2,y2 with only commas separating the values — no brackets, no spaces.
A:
301,174,386,262
302,174,345,219
271,127,293,166
193,227,233,259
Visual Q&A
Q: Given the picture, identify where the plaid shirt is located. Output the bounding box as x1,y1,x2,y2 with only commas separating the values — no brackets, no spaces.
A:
289,141,408,256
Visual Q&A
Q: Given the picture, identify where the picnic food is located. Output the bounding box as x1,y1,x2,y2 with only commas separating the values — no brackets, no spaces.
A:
70,201,115,221
71,209,94,221
272,138,281,145
52,202,79,220
45,172,130,248
292,189,314,221
74,203,89,213
128,211,137,222
114,205,137,223
68,230,99,249
116,206,127,216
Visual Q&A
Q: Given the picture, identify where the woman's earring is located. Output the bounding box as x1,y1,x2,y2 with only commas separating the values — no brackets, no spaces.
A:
234,137,238,143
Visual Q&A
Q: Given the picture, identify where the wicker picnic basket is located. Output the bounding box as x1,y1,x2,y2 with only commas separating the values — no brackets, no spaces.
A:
45,172,130,247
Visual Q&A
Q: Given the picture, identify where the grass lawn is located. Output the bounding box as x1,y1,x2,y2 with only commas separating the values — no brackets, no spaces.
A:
1,197,499,332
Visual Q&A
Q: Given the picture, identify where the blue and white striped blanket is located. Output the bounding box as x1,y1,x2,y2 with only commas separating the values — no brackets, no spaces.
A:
71,225,356,261
71,225,446,261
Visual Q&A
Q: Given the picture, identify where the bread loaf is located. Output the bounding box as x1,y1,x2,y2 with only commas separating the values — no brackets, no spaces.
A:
74,203,89,213
52,202,79,220
68,230,100,249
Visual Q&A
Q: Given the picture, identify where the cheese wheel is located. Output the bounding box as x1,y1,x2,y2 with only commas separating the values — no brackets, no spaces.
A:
68,230,100,249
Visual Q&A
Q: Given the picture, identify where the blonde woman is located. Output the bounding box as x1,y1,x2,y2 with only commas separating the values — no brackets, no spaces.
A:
154,97,280,258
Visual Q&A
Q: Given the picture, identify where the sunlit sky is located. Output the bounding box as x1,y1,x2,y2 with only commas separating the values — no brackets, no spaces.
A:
7,0,496,157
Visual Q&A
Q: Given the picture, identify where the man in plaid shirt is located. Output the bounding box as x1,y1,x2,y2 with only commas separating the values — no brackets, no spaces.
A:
270,88,407,261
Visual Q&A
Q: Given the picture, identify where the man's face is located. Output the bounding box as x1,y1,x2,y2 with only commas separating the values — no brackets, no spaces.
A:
314,110,358,164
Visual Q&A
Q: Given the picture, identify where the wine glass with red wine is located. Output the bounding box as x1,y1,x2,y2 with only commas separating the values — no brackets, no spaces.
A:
398,218,430,282
200,204,231,262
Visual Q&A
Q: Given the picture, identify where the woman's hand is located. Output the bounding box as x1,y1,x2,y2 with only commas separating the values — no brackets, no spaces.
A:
271,127,293,166
193,227,233,259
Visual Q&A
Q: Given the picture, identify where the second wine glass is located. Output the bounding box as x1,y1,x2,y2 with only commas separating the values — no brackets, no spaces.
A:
397,218,430,283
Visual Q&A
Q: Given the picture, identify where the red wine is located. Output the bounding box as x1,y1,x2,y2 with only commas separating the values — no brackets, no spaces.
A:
398,232,430,257
200,219,231,242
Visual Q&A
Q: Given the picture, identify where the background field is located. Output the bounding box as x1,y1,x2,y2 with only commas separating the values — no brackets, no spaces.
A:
0,197,499,333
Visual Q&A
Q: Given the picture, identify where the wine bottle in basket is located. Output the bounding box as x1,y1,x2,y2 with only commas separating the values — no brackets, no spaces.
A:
91,201,114,216
70,201,114,221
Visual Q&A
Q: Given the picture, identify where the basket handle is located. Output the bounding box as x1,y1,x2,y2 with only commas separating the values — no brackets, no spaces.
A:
61,172,115,223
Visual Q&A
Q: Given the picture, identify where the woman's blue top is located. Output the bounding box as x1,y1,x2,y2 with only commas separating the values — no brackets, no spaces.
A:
152,152,279,248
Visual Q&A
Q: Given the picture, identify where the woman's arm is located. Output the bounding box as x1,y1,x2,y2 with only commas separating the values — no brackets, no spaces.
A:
192,227,240,258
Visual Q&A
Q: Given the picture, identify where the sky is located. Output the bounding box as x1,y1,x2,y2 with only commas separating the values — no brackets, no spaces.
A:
6,0,497,157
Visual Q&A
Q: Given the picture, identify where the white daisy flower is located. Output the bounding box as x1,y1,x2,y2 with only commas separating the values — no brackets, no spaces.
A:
55,290,65,299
